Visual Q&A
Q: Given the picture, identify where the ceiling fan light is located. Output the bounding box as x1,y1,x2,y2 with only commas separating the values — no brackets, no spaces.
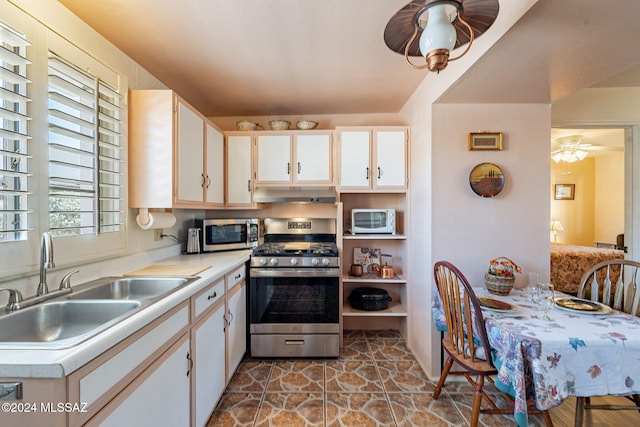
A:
575,149,588,160
551,152,563,163
561,150,575,163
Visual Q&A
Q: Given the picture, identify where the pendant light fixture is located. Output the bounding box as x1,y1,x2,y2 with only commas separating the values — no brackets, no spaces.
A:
384,0,499,73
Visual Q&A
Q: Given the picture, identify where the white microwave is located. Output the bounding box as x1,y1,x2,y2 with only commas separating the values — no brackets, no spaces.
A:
351,209,396,235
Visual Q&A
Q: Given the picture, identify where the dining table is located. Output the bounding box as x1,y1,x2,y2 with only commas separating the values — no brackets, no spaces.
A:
432,286,640,427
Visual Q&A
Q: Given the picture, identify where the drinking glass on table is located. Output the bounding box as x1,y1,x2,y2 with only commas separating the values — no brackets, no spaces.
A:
525,272,539,302
538,283,555,321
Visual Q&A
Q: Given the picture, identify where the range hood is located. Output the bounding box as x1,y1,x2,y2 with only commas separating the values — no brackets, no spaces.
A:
253,186,337,203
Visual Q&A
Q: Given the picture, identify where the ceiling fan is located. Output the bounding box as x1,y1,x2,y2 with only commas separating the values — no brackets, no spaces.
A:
551,135,623,163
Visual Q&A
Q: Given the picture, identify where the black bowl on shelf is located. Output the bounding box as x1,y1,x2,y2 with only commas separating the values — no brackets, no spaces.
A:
348,287,392,311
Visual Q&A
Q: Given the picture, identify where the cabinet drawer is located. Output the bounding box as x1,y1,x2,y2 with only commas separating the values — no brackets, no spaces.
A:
226,265,245,290
193,277,225,319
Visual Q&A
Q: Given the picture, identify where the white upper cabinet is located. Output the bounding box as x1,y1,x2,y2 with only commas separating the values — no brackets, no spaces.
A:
295,133,332,182
338,130,371,188
129,90,225,209
374,129,407,188
337,127,408,191
176,102,205,205
255,131,333,185
256,134,292,183
225,133,254,207
205,123,224,206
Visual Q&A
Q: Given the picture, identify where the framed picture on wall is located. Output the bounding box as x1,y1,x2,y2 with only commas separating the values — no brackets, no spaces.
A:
468,132,503,151
554,184,575,200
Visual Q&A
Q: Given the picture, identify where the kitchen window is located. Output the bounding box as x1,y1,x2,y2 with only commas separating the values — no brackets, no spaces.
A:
47,52,123,238
0,7,127,279
0,22,31,244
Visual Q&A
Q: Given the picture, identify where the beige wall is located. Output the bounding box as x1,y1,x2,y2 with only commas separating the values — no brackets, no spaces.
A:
550,154,624,246
550,159,596,246
432,104,551,282
595,153,625,243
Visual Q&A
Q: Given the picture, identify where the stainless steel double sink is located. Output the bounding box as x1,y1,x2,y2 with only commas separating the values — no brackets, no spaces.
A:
0,276,198,349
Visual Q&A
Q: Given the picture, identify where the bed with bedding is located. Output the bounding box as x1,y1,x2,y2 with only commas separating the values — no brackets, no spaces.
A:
550,243,625,294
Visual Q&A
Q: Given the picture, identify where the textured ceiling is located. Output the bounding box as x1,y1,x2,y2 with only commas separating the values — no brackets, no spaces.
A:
57,0,640,117
438,0,640,104
57,0,425,117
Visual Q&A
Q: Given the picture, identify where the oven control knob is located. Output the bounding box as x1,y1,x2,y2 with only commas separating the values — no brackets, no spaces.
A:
290,258,298,266
269,258,278,266
321,258,330,266
311,258,320,266
259,258,267,266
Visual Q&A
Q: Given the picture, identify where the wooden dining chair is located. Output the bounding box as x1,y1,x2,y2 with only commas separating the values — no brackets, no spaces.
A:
575,259,640,426
433,261,553,427
578,259,640,316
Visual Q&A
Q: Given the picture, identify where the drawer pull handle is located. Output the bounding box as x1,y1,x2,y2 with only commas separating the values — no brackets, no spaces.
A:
285,340,304,345
207,291,217,300
234,273,241,280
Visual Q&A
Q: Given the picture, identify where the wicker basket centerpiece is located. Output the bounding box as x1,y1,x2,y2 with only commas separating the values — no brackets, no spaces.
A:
484,257,521,295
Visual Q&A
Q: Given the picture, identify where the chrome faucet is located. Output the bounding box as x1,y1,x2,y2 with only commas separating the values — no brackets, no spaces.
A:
37,232,55,296
0,288,23,311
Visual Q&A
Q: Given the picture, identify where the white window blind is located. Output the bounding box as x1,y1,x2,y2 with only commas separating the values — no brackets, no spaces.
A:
47,53,122,238
0,23,31,243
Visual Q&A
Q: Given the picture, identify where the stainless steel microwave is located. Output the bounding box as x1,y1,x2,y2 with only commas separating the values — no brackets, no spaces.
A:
195,218,259,252
351,209,396,235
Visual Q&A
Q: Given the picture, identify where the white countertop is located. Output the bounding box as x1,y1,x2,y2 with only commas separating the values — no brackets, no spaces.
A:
0,250,251,378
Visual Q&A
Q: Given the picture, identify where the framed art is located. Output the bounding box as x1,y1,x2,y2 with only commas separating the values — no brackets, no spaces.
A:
469,162,505,197
554,184,575,200
469,132,503,151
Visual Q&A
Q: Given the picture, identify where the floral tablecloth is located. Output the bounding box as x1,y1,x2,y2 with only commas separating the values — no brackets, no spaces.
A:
432,288,640,427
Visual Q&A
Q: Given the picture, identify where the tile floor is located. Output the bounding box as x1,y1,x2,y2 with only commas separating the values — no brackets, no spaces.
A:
206,330,633,426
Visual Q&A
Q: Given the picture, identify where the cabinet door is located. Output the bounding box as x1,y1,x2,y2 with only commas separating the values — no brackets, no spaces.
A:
295,133,332,183
226,135,253,206
256,134,292,183
192,304,226,427
205,123,224,206
176,101,204,204
93,335,191,427
226,283,247,379
374,130,407,189
339,130,371,189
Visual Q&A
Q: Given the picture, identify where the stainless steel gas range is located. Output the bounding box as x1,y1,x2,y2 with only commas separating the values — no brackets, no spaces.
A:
249,218,340,358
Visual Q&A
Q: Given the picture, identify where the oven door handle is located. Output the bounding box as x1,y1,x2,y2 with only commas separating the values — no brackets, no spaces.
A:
250,268,339,278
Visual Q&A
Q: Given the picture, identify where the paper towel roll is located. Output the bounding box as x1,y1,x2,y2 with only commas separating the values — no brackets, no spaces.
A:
135,212,176,230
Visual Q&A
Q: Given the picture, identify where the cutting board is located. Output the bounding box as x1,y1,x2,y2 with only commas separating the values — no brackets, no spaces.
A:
124,264,210,277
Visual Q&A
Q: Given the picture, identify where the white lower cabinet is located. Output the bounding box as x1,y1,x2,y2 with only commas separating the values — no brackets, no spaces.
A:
63,262,248,427
89,335,191,427
226,281,247,379
192,302,226,427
